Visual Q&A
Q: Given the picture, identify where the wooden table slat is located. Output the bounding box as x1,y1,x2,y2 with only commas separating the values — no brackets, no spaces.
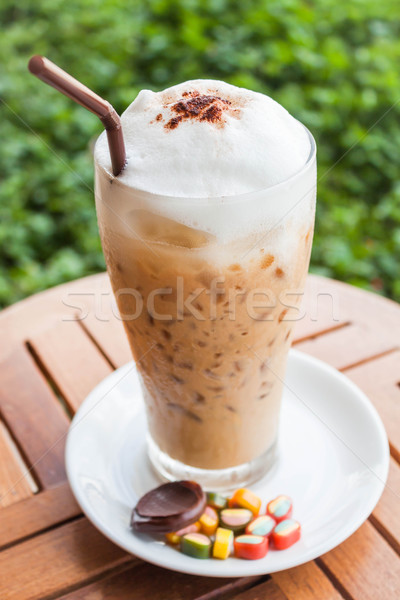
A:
0,273,108,363
295,323,397,371
0,346,69,489
81,312,132,369
320,521,400,600
344,351,400,460
272,561,343,600
57,563,264,600
0,421,33,508
370,457,400,555
230,579,287,600
0,482,80,549
292,279,348,342
0,518,133,600
28,319,114,413
299,276,400,344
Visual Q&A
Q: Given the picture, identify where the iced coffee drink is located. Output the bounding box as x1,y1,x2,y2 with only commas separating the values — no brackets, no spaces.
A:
94,80,316,488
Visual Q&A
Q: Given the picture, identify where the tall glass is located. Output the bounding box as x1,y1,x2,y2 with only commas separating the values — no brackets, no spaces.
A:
95,130,316,490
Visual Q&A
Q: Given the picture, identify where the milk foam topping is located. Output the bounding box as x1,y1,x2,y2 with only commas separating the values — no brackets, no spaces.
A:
95,79,311,197
95,80,316,243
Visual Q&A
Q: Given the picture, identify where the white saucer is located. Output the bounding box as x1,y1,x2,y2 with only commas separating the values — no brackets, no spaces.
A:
65,350,389,577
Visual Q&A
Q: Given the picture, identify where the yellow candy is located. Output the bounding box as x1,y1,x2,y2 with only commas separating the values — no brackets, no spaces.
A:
213,527,234,560
228,488,261,516
199,506,219,536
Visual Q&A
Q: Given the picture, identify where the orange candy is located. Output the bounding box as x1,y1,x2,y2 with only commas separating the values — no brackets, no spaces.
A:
228,488,261,516
199,506,219,536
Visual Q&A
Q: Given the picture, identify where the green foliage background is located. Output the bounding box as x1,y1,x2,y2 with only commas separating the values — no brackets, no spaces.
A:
1,0,400,307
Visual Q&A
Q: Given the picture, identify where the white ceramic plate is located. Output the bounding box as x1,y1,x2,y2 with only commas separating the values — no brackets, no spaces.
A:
65,349,389,577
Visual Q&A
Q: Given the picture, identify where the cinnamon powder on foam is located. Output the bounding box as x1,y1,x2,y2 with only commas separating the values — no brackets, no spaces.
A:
163,90,233,130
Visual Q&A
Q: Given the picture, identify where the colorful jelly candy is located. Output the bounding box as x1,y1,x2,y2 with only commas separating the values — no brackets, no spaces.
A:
219,508,253,534
234,534,269,560
245,515,276,538
212,527,234,560
138,482,300,561
271,519,301,550
199,506,219,536
180,532,212,559
206,492,228,511
228,488,261,516
266,495,293,523
165,521,200,545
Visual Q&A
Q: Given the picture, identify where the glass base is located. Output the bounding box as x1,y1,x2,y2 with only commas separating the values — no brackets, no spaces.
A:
147,434,278,492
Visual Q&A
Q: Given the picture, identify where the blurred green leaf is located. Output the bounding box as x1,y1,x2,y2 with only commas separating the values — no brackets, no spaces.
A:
1,0,400,306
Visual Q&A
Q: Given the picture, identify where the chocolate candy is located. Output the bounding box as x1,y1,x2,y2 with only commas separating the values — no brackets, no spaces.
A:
213,527,234,560
131,480,206,534
245,515,276,538
181,532,211,559
199,506,219,536
228,488,261,516
266,495,293,523
234,534,269,560
219,508,253,534
272,519,301,550
206,492,228,511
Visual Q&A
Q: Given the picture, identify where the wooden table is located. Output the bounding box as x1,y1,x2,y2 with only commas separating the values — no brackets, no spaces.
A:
0,273,399,600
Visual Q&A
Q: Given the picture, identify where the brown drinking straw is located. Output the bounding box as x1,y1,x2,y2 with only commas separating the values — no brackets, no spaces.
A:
28,55,126,176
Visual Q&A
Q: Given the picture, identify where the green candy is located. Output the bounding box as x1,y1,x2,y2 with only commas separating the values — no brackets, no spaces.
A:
219,508,253,534
180,533,211,559
206,492,228,511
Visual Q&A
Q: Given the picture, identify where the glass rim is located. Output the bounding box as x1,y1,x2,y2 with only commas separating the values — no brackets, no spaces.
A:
95,123,316,205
